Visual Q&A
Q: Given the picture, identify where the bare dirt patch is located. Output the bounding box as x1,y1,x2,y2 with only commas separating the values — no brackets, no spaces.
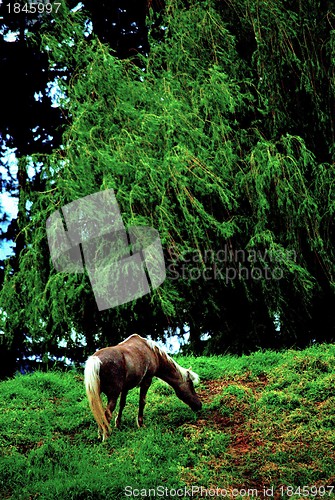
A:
196,375,268,441
198,379,230,405
188,376,270,496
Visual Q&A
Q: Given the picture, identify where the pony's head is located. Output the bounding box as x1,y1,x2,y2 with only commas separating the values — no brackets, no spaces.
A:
175,367,202,412
145,338,202,412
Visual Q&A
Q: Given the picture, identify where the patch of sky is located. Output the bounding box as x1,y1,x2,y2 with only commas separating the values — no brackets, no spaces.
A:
71,2,84,13
58,328,88,348
84,20,93,37
148,327,190,354
46,78,68,108
34,91,44,102
3,30,20,42
0,154,44,258
274,312,281,331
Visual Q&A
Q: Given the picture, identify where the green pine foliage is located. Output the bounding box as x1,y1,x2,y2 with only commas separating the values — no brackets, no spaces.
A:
0,0,334,358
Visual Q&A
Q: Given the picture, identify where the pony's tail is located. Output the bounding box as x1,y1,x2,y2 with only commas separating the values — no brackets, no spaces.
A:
84,355,111,440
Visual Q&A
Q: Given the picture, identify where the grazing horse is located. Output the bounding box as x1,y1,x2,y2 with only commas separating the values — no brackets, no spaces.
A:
84,334,202,440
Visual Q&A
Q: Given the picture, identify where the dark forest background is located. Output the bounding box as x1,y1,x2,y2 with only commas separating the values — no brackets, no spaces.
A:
0,0,334,377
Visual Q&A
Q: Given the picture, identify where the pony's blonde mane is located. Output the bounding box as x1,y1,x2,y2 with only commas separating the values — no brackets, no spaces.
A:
145,337,200,385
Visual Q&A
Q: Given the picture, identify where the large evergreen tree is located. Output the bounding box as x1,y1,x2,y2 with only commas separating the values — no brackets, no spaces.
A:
1,0,334,373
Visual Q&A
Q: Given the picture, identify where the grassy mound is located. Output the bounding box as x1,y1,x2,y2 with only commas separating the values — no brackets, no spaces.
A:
1,344,335,499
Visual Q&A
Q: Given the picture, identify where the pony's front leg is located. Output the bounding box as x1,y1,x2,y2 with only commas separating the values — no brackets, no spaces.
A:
115,390,128,428
137,378,152,428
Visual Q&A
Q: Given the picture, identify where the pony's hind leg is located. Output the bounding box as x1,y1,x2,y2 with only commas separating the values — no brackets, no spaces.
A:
103,397,117,440
115,390,128,428
137,377,152,428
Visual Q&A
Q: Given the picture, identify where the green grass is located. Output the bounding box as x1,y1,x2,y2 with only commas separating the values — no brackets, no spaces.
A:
1,344,335,499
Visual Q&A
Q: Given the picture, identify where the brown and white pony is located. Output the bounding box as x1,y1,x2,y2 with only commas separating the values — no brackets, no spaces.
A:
84,334,202,440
